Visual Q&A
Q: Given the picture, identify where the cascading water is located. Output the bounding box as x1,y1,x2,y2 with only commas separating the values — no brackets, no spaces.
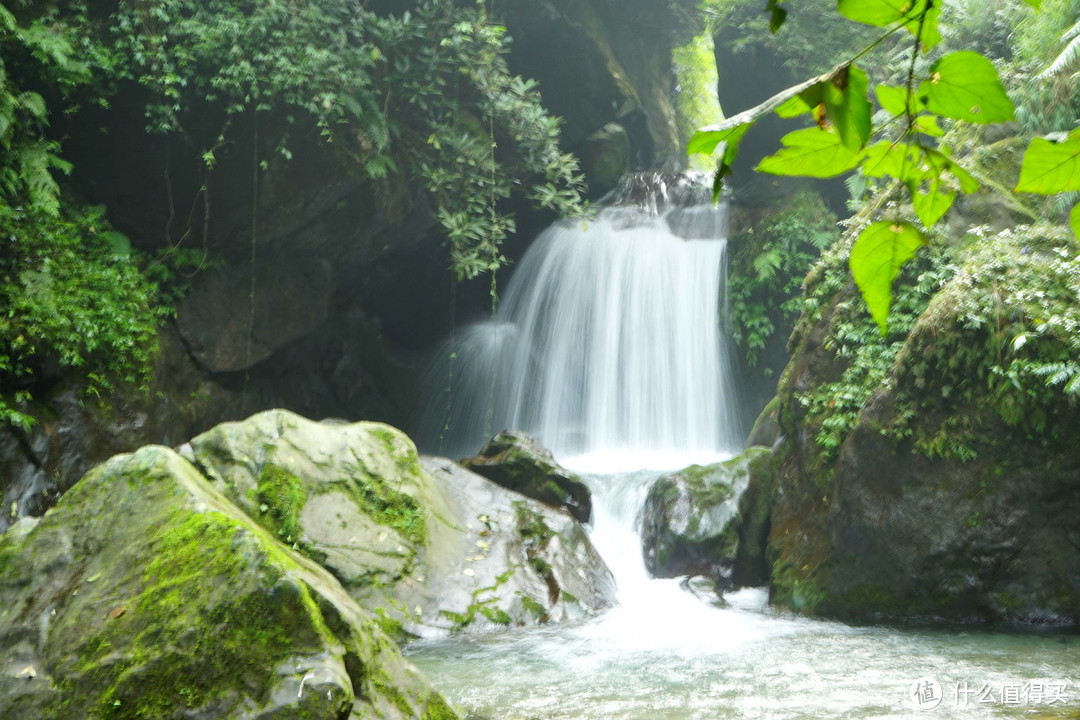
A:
423,173,742,466
410,174,1079,719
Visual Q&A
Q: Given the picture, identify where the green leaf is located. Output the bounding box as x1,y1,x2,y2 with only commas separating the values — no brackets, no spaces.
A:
757,127,863,178
775,83,823,118
861,141,921,180
910,178,955,227
823,64,871,150
1016,130,1080,193
876,85,908,116
919,51,1014,124
767,0,788,33
838,0,940,47
100,231,131,257
18,92,47,120
914,114,944,137
687,123,750,166
712,167,725,204
1071,202,1079,241
850,221,926,334
924,149,979,194
838,0,925,27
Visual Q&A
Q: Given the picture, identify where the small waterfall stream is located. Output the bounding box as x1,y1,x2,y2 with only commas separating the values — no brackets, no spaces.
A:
424,174,741,462
408,464,1078,719
411,175,1079,718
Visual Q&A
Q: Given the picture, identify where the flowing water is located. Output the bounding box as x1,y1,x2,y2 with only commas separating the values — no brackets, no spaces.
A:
407,457,1080,720
423,174,741,460
412,176,1080,718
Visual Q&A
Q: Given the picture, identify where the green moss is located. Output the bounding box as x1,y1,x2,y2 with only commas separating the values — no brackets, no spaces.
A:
372,606,416,645
371,426,425,479
255,463,307,545
528,556,553,578
423,693,460,720
673,32,723,170
67,511,326,719
514,501,555,548
372,676,414,718
344,448,427,546
519,594,548,620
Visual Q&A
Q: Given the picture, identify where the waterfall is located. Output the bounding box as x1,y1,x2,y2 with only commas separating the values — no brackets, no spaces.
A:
423,173,741,466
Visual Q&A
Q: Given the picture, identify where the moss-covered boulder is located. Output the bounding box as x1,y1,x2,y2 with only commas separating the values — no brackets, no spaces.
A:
0,445,457,720
639,447,771,589
462,430,593,524
767,220,1080,624
184,411,614,637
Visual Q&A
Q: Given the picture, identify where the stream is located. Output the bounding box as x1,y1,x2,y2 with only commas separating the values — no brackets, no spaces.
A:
406,455,1079,720
412,176,1079,718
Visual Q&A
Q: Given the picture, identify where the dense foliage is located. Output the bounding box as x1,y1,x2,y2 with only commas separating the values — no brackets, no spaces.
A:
727,189,838,368
692,0,1080,334
108,0,586,280
1,0,589,428
1,4,161,429
0,205,161,431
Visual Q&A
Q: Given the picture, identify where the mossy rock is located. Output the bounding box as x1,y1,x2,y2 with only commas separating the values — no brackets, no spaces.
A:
182,411,614,637
0,445,457,719
462,430,592,524
639,447,771,589
768,220,1080,624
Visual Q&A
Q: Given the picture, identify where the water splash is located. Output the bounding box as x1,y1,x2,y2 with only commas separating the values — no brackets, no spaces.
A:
423,174,741,461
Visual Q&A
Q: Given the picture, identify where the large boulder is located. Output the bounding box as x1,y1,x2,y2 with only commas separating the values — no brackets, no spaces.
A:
639,447,771,589
184,411,615,638
767,221,1080,624
462,430,592,523
0,445,457,720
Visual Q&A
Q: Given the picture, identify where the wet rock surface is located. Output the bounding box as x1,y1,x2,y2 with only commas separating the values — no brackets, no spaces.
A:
462,430,593,524
185,411,615,638
0,444,457,720
639,447,770,590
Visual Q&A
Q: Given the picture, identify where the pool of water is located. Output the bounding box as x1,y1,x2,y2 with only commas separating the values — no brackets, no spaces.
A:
405,464,1080,720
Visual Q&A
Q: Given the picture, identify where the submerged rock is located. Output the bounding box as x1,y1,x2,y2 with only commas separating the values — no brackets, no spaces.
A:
185,411,614,637
0,445,457,720
462,430,593,524
639,447,771,589
680,575,727,608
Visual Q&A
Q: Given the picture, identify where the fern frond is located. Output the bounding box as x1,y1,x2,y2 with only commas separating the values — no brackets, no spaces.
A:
1037,22,1080,80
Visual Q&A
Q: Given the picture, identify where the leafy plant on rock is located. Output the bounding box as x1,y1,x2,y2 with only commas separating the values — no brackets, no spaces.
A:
690,0,1079,335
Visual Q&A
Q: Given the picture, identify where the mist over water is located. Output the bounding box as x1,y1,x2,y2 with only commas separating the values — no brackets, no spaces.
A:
422,175,740,461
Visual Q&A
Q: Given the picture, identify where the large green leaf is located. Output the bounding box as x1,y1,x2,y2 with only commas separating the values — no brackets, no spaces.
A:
775,83,824,118
910,177,955,227
824,64,871,150
757,127,863,178
838,0,940,47
688,123,750,164
919,51,1014,124
838,0,924,27
924,149,979,193
1016,130,1080,193
849,221,927,334
861,140,922,180
875,85,908,116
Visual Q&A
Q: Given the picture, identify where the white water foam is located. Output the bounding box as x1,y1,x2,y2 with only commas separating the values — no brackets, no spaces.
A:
423,177,742,462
